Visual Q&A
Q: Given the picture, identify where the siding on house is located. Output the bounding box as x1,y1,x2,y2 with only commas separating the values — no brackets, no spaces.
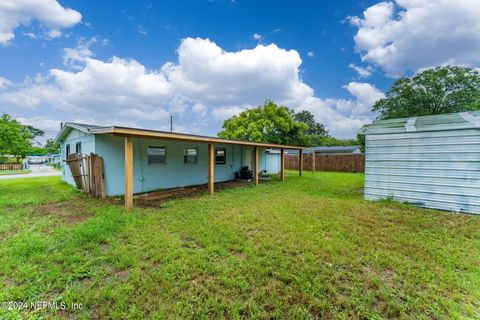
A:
362,112,480,214
96,135,239,195
60,131,281,196
60,129,95,186
264,151,280,174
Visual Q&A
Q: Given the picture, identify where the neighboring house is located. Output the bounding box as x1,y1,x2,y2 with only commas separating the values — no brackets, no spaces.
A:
286,145,362,155
55,123,303,204
360,111,480,214
47,154,62,164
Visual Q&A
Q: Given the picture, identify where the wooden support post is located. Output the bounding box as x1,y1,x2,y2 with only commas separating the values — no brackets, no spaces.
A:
124,137,133,210
208,143,214,195
280,148,285,182
254,147,259,187
299,149,303,176
312,151,316,174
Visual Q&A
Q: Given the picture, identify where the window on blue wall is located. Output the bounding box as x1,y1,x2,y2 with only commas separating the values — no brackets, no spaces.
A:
184,148,198,164
215,147,226,164
75,142,82,154
66,144,70,156
148,146,166,164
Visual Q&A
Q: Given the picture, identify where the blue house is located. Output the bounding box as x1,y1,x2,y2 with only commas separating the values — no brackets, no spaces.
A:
55,123,304,209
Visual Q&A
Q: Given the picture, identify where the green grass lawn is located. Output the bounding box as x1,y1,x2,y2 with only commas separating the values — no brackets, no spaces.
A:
0,169,31,176
0,173,479,319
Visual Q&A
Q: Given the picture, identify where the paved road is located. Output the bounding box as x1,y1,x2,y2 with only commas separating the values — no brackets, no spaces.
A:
0,164,61,180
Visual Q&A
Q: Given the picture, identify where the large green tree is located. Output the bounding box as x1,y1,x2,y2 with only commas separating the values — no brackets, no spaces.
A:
373,66,480,119
218,101,309,146
294,110,328,136
0,114,43,163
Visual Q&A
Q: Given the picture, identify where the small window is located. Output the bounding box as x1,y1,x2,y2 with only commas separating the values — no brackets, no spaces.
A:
184,148,198,164
75,142,82,154
215,147,226,164
66,144,70,156
148,146,166,164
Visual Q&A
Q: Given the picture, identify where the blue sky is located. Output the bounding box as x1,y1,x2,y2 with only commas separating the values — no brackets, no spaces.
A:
0,0,479,142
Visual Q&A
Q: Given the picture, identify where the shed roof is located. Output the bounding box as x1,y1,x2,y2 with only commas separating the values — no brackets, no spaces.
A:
55,122,306,150
359,111,480,135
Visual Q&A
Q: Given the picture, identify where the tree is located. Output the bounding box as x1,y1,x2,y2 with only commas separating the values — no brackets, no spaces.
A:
309,135,358,147
373,66,480,119
44,139,61,154
218,101,309,146
25,125,45,137
294,110,328,136
28,146,48,156
0,114,43,163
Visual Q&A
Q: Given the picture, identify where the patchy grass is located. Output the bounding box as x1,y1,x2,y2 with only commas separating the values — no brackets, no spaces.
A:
0,173,479,319
0,169,31,176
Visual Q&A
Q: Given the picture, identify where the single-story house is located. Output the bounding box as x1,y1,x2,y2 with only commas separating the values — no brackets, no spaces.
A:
360,111,480,214
55,123,305,209
285,145,362,155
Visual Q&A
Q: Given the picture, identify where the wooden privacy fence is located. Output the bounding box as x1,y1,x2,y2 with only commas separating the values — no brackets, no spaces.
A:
0,163,22,171
285,153,365,173
66,153,106,199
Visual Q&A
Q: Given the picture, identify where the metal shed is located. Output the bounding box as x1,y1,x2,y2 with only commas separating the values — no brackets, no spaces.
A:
360,111,480,214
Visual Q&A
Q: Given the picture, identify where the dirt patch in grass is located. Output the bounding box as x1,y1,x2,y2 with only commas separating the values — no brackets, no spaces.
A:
32,197,95,224
104,269,130,284
180,235,205,249
134,180,254,208
2,277,18,288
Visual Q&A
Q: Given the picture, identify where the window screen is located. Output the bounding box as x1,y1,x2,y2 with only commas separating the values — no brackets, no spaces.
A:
215,147,226,164
148,146,166,164
75,142,82,153
66,144,70,156
184,148,198,164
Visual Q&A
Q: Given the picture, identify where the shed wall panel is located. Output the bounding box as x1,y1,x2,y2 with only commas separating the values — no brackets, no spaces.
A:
364,129,480,214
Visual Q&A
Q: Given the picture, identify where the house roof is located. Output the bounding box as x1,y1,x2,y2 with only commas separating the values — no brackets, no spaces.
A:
55,122,306,150
359,111,480,135
310,146,360,153
286,145,361,154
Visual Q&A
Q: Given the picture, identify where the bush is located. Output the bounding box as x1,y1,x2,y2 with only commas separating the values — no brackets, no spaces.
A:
0,157,21,164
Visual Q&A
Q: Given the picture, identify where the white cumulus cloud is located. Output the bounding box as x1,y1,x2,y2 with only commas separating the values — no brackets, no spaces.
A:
252,33,263,41
0,76,12,90
0,0,81,45
348,63,374,78
62,37,108,69
341,82,385,116
349,0,480,77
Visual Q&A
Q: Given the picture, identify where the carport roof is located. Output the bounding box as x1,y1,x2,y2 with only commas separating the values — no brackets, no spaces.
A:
359,111,480,135
55,122,306,150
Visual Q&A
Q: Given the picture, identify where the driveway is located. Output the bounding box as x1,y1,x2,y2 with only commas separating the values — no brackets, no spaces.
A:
0,164,61,180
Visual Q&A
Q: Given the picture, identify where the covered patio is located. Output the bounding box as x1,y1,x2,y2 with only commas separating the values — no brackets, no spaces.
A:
101,127,307,209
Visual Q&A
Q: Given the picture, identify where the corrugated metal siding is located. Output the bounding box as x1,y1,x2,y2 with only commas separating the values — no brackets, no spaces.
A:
364,129,480,214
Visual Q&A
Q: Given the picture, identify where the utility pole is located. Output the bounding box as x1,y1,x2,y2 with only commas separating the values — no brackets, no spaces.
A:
170,115,173,132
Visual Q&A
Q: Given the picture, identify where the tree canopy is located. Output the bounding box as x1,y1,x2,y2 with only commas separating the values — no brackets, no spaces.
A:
218,101,309,146
44,139,61,154
0,114,44,163
218,101,359,147
294,110,328,136
373,66,480,119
